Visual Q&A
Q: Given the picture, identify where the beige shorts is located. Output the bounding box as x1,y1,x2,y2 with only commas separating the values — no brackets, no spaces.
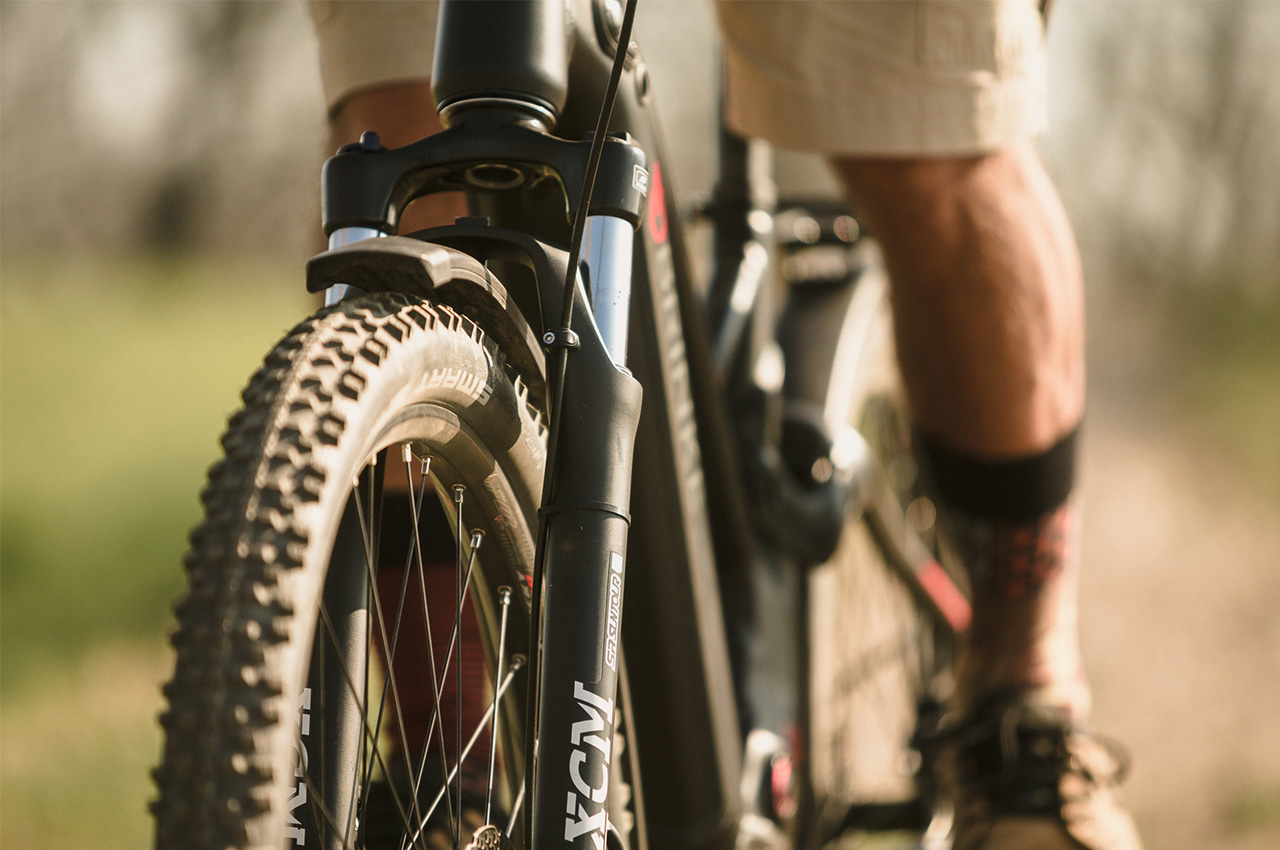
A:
715,0,1048,155
309,1,439,115
311,0,1046,155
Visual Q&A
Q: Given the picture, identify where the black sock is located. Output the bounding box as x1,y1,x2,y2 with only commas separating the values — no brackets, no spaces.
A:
918,426,1081,596
918,426,1078,523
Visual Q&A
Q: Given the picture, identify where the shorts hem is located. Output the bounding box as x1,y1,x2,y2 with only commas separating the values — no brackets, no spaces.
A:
724,51,1047,157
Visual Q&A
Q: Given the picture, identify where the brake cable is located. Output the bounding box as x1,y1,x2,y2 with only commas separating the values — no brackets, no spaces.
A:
525,0,640,843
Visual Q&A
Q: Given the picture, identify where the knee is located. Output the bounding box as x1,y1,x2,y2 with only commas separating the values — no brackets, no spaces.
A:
826,144,1072,257
832,153,984,202
828,147,1033,224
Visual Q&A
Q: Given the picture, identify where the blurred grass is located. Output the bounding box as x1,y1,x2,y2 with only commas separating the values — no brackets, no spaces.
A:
1,253,308,845
1166,289,1280,507
1,643,170,849
0,254,309,695
1223,780,1280,836
1,252,1276,846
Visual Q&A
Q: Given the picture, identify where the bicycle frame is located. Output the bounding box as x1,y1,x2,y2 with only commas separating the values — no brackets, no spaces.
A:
311,3,748,850
307,2,973,848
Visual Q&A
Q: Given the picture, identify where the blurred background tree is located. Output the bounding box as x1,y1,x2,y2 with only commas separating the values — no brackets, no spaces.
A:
1047,1,1280,301
2,2,1277,849
1,0,323,255
4,1,1277,290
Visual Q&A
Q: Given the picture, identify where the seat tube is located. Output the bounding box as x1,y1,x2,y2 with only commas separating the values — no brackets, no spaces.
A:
584,214,635,368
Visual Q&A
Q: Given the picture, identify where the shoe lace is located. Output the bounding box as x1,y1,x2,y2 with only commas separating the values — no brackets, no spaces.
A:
938,700,1134,816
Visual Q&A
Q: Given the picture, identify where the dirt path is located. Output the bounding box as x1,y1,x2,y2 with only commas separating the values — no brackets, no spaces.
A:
1081,291,1280,849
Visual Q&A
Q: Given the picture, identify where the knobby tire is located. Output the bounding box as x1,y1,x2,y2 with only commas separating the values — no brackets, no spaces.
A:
153,292,548,849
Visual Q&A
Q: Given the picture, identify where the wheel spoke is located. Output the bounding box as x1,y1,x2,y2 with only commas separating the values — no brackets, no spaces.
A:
485,586,514,824
505,780,526,839
407,657,527,848
394,451,463,842
404,515,483,840
454,485,466,850
356,449,439,836
348,471,432,838
397,472,474,844
315,598,418,842
347,578,373,846
407,452,464,840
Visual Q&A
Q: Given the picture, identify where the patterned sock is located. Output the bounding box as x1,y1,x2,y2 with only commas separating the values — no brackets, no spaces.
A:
918,426,1088,715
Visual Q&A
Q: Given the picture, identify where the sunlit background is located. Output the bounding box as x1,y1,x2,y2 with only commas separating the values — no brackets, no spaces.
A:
2,2,1277,848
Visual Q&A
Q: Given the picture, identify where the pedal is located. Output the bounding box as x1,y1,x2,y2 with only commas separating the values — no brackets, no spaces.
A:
737,729,795,850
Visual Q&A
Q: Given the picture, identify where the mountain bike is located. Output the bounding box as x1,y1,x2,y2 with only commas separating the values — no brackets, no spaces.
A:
151,1,971,848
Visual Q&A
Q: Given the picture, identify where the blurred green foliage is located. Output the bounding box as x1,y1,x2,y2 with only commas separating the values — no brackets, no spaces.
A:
0,254,309,846
0,255,309,696
1,253,1276,846
1224,780,1280,835
1166,287,1280,507
1,644,168,849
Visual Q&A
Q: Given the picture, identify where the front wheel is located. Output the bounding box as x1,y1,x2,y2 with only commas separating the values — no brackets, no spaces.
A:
153,293,547,848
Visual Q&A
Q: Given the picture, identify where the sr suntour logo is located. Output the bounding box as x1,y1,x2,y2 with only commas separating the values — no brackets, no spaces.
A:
604,552,623,673
564,682,614,849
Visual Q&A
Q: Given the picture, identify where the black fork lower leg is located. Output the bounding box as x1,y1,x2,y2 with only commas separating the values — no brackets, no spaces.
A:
530,328,644,850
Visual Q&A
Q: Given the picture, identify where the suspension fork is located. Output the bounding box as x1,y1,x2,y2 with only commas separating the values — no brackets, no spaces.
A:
306,215,647,850
318,0,651,842
531,210,642,850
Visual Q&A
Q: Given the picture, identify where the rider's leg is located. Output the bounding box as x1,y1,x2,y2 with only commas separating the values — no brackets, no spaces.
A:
831,144,1143,850
830,145,1089,717
831,145,1083,459
311,0,464,234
